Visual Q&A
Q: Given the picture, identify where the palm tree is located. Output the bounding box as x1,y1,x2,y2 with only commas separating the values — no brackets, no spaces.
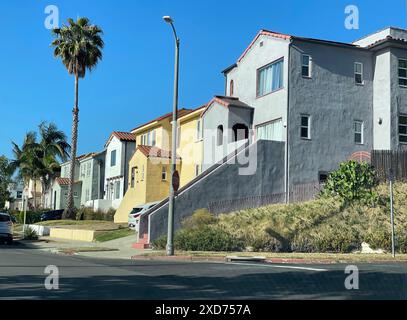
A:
51,17,104,218
37,122,71,206
10,132,42,210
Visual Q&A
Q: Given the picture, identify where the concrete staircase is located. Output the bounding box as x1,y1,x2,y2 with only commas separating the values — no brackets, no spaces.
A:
132,233,150,250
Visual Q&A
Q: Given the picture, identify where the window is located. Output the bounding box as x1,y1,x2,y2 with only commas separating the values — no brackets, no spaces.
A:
86,162,91,177
195,165,201,177
230,80,234,96
300,115,311,139
302,55,312,77
196,119,203,141
115,181,121,199
151,130,156,147
354,62,364,85
131,167,136,188
217,125,224,146
232,124,249,142
354,121,364,144
110,150,117,167
399,59,407,86
161,166,167,181
257,59,284,97
141,130,156,147
256,119,283,141
399,115,407,143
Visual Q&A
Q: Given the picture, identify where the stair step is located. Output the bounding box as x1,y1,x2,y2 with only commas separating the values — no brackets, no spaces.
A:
132,242,150,249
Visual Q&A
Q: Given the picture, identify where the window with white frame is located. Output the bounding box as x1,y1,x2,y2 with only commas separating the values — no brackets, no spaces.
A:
196,119,203,141
300,115,311,139
399,115,407,143
257,59,284,97
256,118,283,141
354,62,364,85
115,181,121,200
399,59,407,86
86,162,91,177
161,166,167,181
302,55,312,77
354,121,364,144
110,150,117,167
141,130,156,147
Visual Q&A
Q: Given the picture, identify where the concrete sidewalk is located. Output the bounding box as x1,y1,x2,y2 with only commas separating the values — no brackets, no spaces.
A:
24,235,149,260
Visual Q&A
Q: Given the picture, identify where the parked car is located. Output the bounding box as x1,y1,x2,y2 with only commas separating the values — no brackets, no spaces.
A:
128,202,160,229
40,210,64,222
0,212,14,245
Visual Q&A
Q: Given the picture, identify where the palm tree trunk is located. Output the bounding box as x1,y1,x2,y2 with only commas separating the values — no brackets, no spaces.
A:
65,73,79,219
33,178,37,211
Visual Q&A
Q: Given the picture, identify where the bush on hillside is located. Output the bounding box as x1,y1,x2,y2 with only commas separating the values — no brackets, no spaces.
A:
321,161,379,204
76,207,115,221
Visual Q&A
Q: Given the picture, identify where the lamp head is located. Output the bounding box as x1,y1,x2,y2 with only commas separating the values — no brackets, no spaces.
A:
163,16,173,24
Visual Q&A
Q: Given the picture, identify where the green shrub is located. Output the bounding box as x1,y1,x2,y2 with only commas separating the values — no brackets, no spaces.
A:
24,227,39,240
321,160,378,204
76,207,116,221
152,227,243,252
182,209,217,230
18,211,43,224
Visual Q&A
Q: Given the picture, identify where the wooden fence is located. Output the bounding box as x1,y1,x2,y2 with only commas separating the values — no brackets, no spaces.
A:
371,150,407,182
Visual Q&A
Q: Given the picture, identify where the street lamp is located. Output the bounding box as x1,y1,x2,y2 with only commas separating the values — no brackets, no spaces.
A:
163,15,180,256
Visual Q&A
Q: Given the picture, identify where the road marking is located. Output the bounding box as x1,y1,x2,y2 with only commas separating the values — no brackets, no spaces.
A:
220,262,328,272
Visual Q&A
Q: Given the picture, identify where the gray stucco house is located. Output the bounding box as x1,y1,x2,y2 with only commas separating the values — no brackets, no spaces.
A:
205,26,407,196
139,26,407,243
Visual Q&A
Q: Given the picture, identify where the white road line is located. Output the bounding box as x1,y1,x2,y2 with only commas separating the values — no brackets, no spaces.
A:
220,262,329,272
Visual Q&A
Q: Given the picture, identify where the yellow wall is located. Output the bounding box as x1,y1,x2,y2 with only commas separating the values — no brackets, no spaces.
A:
178,113,204,187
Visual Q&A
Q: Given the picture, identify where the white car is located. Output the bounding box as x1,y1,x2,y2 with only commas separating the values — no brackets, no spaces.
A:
128,202,160,229
0,212,14,245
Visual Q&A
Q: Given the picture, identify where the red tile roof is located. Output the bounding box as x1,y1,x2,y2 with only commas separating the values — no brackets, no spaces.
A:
238,29,292,62
131,108,194,132
56,178,71,186
137,145,180,160
112,131,136,142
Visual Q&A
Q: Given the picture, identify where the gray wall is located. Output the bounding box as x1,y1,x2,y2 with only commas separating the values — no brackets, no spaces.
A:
147,140,285,241
288,40,374,185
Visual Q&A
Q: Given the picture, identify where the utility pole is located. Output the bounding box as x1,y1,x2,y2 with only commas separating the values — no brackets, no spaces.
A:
389,168,396,258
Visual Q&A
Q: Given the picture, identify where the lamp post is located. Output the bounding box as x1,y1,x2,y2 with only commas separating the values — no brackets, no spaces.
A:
163,15,180,256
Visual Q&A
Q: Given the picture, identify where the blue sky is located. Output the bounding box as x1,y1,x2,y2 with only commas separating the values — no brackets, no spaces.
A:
1,0,406,159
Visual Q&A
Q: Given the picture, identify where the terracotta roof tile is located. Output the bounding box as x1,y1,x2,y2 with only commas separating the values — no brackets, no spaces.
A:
56,178,71,186
137,145,180,160
112,132,136,142
131,108,194,132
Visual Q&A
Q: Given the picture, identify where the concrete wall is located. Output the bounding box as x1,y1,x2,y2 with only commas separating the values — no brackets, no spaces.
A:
147,140,285,241
288,40,374,186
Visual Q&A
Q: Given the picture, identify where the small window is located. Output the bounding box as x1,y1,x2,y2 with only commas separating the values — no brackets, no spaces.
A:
399,59,407,86
196,119,203,141
399,115,407,143
319,172,329,184
300,115,311,139
217,125,224,146
256,118,283,141
257,59,284,97
230,80,234,96
161,166,167,181
115,181,121,199
195,165,201,177
354,121,364,144
110,150,117,167
152,130,156,147
131,167,136,188
354,62,364,85
302,55,311,78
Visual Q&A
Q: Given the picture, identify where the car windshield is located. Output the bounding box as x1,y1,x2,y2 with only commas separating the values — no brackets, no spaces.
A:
0,215,11,222
131,208,143,215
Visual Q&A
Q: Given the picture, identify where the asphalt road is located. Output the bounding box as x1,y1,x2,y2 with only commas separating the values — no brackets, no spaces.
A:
1,243,406,300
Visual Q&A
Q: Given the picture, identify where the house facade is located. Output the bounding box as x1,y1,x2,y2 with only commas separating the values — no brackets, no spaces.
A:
4,181,24,211
114,107,205,223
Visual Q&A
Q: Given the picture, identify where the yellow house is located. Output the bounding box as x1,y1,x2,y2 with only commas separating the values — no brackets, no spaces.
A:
114,106,205,223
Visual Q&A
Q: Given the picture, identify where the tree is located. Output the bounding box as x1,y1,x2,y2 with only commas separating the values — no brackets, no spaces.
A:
51,17,104,219
0,156,12,209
